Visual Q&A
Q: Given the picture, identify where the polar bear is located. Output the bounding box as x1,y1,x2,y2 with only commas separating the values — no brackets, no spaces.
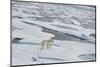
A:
41,38,54,50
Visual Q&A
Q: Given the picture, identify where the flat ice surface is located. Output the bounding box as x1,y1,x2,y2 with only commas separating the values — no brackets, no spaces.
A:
12,1,96,66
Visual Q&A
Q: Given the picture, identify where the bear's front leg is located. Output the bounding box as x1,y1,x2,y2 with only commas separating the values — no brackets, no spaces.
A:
47,43,52,49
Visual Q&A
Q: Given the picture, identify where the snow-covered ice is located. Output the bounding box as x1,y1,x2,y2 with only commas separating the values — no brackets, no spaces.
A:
12,1,96,66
